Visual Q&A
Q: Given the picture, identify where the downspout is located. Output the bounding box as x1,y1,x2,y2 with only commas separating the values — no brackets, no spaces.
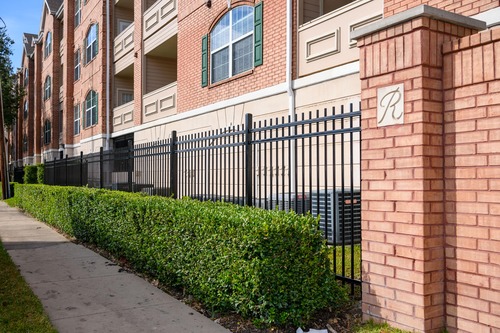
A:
105,0,111,150
286,0,296,195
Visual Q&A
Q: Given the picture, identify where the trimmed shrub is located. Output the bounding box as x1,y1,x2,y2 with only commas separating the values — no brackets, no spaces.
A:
14,184,348,326
36,164,45,184
23,165,38,184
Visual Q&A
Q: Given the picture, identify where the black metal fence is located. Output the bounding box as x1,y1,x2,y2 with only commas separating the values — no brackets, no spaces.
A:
45,103,362,293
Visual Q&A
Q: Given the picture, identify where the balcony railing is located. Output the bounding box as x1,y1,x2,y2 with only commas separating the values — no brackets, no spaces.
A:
113,100,134,133
297,0,382,77
143,82,177,123
143,0,177,41
114,24,134,62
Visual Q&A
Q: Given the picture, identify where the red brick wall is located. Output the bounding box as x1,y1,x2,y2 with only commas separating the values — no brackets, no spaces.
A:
385,0,500,17
73,0,108,142
62,0,75,145
34,41,43,159
177,0,287,113
40,6,61,152
21,55,35,160
442,27,500,333
357,17,476,332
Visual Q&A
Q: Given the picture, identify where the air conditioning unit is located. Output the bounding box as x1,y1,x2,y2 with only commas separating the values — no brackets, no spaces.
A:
311,189,361,245
267,193,311,215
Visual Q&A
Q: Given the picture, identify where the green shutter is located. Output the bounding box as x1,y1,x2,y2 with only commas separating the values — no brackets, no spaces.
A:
94,92,98,125
95,24,99,58
254,2,263,67
201,34,208,87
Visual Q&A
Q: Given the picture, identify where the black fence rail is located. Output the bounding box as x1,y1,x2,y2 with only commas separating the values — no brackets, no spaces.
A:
45,104,362,293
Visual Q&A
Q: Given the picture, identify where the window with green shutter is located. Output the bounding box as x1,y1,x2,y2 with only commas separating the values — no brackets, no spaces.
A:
203,2,263,86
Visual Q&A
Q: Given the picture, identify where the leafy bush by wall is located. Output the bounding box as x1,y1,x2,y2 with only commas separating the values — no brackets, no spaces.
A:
14,184,347,326
23,165,38,184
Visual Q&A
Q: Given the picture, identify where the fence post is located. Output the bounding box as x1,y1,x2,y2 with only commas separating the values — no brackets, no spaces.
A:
99,147,104,189
127,140,133,192
80,151,83,186
170,131,178,199
244,113,253,206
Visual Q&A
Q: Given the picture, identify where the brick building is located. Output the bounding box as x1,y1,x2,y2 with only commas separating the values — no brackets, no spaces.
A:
8,0,499,332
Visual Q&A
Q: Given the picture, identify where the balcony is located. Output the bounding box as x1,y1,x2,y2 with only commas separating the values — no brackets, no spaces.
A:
113,100,134,133
297,0,383,77
114,24,134,74
143,0,177,54
115,0,133,7
143,82,177,123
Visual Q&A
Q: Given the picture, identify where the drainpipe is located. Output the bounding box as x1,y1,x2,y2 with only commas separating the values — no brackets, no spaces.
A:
286,0,296,196
105,0,111,150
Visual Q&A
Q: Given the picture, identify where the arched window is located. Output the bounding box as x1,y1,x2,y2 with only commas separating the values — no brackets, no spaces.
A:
44,120,51,145
44,31,52,58
85,24,98,64
44,76,51,100
84,90,98,127
209,6,255,84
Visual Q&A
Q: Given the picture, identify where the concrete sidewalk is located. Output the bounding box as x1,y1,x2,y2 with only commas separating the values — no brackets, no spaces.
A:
0,201,231,333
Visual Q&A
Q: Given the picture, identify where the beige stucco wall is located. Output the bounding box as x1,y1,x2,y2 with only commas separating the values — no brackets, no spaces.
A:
133,72,361,143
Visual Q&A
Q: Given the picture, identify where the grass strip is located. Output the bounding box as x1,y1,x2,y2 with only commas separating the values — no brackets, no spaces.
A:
0,225,57,332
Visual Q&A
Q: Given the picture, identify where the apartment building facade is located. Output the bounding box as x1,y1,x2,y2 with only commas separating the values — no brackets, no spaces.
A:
8,0,500,332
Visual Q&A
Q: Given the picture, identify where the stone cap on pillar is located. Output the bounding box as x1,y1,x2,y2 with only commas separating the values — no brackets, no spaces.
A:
351,4,487,41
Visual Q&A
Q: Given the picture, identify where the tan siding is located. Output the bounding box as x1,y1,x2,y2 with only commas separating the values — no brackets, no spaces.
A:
145,56,177,93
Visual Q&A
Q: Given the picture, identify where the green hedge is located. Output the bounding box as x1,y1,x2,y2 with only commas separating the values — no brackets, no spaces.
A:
36,164,45,184
23,165,38,184
14,184,347,326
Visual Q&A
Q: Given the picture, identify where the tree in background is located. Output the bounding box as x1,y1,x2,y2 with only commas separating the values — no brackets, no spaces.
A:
0,25,23,128
0,23,23,199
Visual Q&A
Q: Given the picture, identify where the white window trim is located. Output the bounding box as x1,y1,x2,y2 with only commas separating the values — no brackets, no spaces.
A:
85,25,97,64
210,6,254,84
74,49,81,81
75,0,81,27
44,120,51,145
45,32,52,58
24,68,29,87
85,91,98,127
44,76,51,100
74,104,81,135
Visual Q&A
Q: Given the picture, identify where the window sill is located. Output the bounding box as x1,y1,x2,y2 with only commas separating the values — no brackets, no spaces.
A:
84,57,98,67
208,69,254,89
84,124,98,130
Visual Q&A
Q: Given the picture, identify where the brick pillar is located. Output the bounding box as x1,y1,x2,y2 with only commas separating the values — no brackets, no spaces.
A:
352,5,485,332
